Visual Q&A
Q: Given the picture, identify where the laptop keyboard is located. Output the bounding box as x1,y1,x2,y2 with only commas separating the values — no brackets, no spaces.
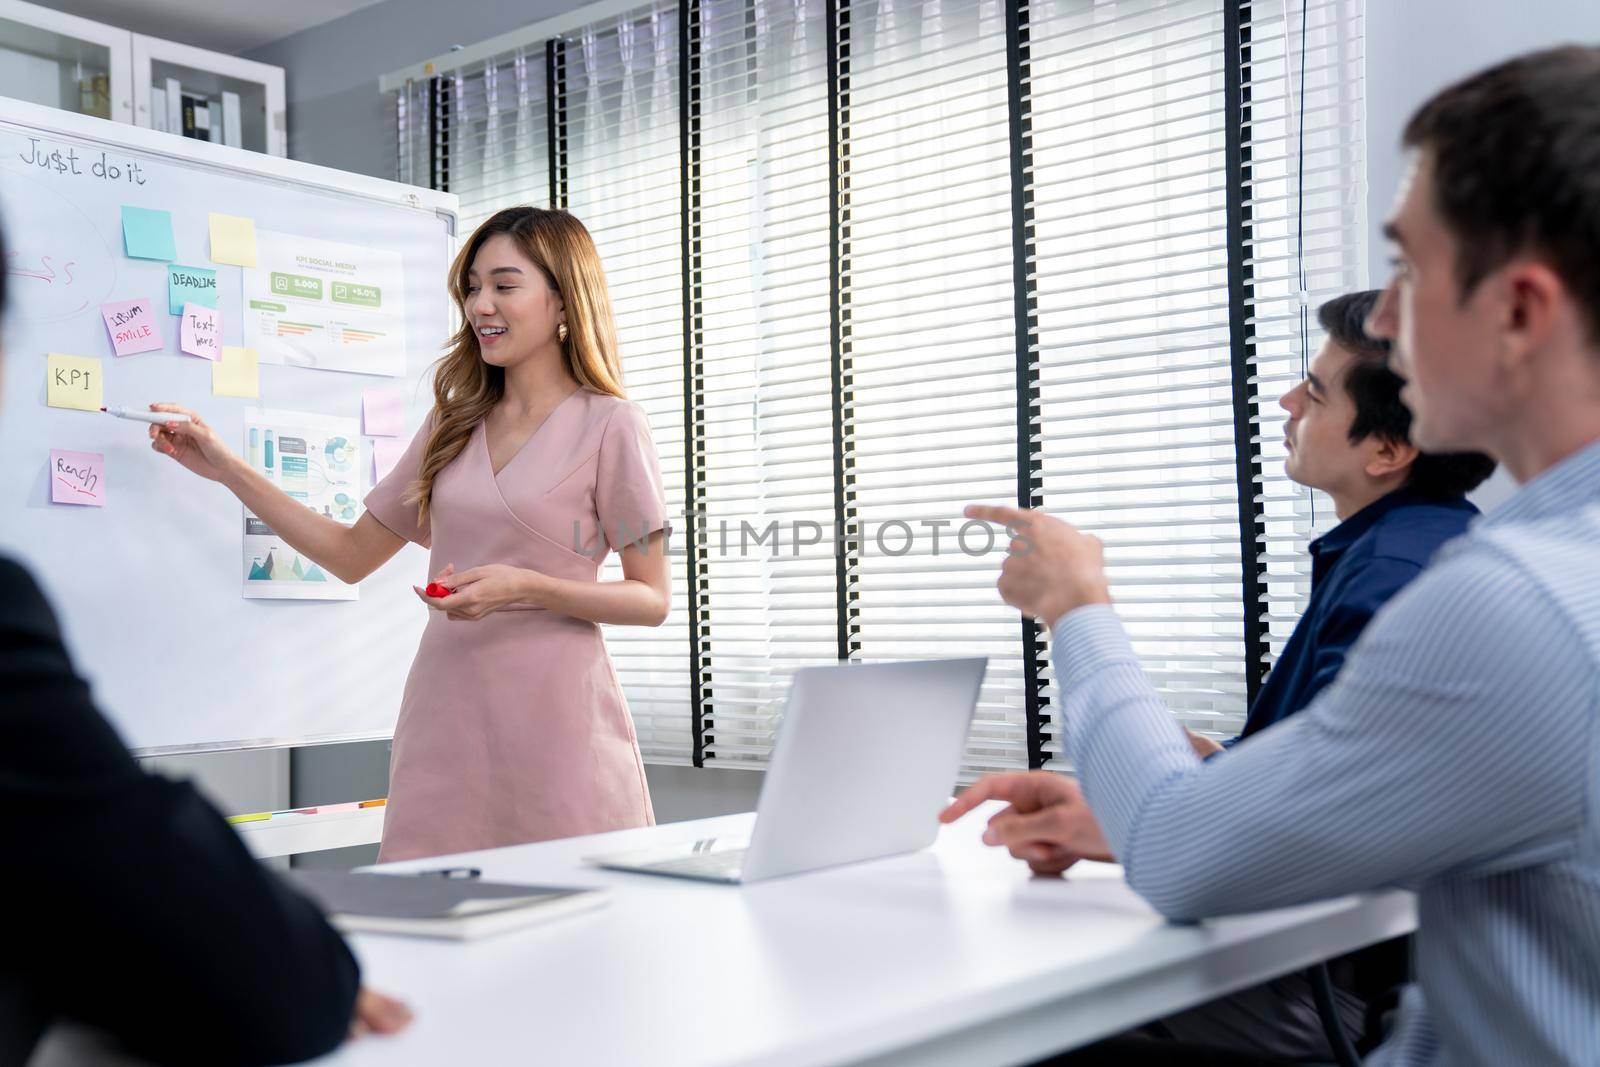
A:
644,847,748,879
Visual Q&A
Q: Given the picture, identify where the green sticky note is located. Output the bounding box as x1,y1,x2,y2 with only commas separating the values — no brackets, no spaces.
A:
121,206,176,261
168,264,218,315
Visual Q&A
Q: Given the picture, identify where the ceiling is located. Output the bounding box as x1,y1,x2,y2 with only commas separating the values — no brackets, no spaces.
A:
32,0,391,54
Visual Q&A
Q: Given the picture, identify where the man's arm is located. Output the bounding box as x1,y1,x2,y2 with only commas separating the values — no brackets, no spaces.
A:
0,560,362,1066
1059,549,1594,920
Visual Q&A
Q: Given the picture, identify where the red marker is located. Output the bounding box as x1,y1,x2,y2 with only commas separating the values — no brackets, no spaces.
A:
424,582,452,598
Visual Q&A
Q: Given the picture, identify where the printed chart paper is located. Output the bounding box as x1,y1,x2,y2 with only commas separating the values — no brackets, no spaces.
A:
244,230,407,378
241,409,362,600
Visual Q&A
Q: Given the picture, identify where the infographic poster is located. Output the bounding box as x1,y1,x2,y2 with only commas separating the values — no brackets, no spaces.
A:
241,409,362,601
243,230,407,377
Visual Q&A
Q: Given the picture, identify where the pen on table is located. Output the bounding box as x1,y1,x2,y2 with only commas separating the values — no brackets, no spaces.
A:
102,406,191,425
414,867,482,879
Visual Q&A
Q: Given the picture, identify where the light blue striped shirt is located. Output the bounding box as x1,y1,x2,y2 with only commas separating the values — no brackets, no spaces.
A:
1054,439,1600,1066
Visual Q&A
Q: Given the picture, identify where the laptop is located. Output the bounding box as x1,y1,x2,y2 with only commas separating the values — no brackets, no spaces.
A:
587,657,986,884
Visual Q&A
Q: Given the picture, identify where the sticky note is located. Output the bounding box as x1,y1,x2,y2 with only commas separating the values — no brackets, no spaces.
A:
121,206,176,261
209,213,257,267
363,388,405,437
314,802,361,814
213,346,259,398
180,303,222,360
50,449,105,507
168,265,218,315
101,297,162,356
46,354,102,411
372,438,405,484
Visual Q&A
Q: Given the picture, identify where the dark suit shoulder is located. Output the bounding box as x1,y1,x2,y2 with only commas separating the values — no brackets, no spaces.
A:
0,556,66,645
0,558,140,788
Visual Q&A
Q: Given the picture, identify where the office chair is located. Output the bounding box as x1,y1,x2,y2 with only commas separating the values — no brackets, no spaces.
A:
1310,934,1412,1067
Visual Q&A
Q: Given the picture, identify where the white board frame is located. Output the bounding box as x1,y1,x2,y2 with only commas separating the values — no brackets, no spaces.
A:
0,96,458,756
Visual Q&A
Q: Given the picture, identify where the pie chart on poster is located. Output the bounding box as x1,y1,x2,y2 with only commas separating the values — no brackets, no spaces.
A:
325,436,355,472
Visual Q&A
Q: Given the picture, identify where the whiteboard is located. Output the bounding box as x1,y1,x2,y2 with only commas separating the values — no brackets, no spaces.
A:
0,97,459,755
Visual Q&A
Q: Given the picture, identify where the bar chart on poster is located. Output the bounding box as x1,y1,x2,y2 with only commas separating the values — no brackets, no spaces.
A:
0,96,459,754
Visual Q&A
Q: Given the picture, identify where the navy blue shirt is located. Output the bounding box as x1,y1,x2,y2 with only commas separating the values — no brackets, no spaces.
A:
1236,489,1480,741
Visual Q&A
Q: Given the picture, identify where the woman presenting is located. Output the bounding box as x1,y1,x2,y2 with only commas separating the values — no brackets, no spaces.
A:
150,207,670,861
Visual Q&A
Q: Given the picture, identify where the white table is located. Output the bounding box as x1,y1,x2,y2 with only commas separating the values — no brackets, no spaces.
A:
313,805,1416,1067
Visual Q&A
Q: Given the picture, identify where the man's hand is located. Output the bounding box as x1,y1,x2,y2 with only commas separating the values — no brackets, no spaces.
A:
348,988,413,1041
940,771,1114,876
962,505,1111,628
1186,729,1224,759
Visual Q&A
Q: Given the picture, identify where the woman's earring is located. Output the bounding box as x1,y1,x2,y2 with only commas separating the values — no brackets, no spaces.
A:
557,322,569,344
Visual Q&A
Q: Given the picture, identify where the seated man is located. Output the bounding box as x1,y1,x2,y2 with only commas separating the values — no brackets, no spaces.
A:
960,291,1494,1060
952,46,1600,1067
1227,289,1495,750
0,216,411,1065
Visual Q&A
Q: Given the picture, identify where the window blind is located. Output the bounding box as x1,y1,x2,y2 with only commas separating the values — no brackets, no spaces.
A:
845,0,1030,776
1242,0,1366,673
446,49,552,234
568,4,697,765
694,0,839,765
1030,0,1246,748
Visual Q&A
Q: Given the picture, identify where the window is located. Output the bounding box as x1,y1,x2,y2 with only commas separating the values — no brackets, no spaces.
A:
388,0,1366,773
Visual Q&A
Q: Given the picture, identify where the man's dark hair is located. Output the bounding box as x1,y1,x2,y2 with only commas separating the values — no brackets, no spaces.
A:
1403,45,1600,339
1318,291,1496,499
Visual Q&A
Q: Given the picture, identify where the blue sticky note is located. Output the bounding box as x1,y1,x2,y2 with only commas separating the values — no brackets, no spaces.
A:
122,206,177,261
168,264,219,315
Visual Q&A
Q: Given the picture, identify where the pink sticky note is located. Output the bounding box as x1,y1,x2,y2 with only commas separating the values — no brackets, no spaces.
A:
50,450,105,506
100,298,162,356
180,303,222,360
363,389,405,437
373,439,405,484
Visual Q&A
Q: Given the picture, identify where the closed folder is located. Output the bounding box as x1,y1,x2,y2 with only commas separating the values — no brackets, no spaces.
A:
288,870,609,940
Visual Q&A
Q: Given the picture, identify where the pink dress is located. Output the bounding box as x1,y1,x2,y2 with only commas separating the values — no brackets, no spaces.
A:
363,388,664,862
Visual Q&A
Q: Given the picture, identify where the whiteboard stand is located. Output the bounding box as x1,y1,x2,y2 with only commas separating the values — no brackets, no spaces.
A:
234,806,386,860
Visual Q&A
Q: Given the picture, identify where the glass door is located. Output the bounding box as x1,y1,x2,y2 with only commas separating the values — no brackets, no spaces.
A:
132,35,286,156
0,0,133,123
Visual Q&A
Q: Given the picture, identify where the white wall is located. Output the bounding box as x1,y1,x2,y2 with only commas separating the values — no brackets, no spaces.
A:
1364,0,1599,514
1364,1,1600,283
245,0,589,180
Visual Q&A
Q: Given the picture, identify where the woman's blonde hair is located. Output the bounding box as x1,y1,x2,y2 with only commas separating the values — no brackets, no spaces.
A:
403,207,624,525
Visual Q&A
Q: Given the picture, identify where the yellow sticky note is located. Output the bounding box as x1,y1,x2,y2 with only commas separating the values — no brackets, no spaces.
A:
209,213,257,267
46,353,103,412
213,346,259,398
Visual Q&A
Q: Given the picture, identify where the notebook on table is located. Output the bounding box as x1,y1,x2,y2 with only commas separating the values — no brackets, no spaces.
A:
288,870,609,940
